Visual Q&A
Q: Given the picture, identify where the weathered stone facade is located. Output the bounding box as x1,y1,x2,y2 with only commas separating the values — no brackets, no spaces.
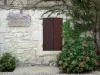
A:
0,9,66,66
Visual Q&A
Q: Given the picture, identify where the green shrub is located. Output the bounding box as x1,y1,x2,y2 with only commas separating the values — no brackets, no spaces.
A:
0,53,16,72
56,37,99,73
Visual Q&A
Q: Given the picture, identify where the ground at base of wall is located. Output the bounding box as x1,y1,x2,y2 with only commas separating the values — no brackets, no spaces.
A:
0,66,100,75
17,55,57,67
14,66,59,73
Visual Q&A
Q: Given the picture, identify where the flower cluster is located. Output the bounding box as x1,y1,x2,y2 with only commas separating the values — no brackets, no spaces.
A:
82,41,88,47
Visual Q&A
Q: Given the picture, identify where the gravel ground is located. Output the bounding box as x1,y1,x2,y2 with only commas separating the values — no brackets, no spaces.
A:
14,66,59,73
0,66,100,75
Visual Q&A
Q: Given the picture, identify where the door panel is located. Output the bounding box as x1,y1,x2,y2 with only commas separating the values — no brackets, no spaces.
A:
43,18,54,51
53,18,62,50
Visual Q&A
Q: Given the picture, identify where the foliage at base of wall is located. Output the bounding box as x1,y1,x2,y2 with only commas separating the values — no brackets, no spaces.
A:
56,37,99,73
56,21,99,73
0,53,16,72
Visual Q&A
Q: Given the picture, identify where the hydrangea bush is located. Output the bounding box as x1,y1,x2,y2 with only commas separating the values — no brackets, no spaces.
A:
56,37,99,73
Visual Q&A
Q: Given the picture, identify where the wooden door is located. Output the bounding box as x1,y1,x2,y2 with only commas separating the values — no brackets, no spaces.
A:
43,18,62,51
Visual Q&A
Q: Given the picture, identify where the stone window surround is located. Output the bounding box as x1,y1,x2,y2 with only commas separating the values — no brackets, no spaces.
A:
43,51,61,55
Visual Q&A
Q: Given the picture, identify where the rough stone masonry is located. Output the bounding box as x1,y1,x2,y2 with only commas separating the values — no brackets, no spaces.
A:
0,9,66,66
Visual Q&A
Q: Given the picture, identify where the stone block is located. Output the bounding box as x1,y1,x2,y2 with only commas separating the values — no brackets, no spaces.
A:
0,27,6,32
43,55,57,62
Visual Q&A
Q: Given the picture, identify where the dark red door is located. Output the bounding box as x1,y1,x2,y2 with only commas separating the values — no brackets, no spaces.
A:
43,18,62,51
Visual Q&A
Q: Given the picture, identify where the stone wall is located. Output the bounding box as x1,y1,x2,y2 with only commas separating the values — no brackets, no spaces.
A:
0,9,66,66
